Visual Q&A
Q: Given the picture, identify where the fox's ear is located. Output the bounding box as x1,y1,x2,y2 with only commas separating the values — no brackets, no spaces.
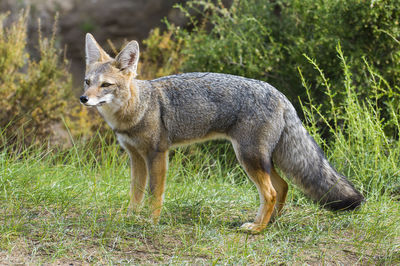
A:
115,41,139,76
85,33,111,65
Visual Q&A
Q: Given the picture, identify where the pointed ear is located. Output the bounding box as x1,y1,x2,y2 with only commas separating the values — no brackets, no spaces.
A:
115,41,140,76
85,33,111,65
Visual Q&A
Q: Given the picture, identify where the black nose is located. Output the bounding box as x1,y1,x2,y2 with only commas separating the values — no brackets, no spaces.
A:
80,95,89,104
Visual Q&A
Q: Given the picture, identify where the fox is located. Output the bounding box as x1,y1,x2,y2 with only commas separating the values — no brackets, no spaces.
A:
80,33,364,233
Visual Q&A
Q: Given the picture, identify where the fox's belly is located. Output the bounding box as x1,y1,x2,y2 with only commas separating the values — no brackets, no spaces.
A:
170,131,230,148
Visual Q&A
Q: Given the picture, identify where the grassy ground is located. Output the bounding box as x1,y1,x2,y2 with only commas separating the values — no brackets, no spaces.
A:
0,141,399,264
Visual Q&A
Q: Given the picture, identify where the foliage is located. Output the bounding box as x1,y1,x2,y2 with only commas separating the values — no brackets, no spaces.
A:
0,11,68,144
0,11,95,146
168,0,400,115
140,26,185,79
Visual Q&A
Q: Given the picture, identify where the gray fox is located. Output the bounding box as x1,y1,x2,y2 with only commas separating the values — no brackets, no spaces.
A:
80,33,364,233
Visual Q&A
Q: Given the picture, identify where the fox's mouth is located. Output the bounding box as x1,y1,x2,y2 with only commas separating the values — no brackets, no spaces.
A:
82,101,107,107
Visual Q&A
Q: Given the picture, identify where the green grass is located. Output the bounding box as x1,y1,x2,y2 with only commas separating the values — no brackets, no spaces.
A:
0,139,399,264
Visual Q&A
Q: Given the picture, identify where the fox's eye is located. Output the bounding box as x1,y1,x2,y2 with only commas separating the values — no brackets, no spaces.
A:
101,82,113,88
85,79,90,86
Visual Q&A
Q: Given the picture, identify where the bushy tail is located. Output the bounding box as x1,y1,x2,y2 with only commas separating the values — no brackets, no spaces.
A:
272,106,364,210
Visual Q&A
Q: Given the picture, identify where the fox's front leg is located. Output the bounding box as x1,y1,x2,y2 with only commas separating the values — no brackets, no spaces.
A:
127,148,148,213
146,151,168,223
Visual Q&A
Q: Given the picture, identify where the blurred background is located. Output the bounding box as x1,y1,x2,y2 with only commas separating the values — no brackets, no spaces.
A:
0,0,192,86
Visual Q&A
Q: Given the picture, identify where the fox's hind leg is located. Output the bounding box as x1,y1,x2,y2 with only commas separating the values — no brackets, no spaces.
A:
270,167,288,218
127,148,148,213
233,143,277,234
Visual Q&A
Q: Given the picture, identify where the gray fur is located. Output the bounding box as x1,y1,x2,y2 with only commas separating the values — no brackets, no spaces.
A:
126,72,364,209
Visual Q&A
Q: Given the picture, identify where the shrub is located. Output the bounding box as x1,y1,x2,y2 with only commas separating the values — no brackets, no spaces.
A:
0,11,70,145
0,11,96,147
140,26,185,79
171,0,400,116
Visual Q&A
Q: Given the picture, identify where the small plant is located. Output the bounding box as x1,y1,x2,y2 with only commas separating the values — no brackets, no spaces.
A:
0,11,72,145
140,26,185,79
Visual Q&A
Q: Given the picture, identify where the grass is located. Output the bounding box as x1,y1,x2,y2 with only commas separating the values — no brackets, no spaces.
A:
1,46,399,264
0,139,399,264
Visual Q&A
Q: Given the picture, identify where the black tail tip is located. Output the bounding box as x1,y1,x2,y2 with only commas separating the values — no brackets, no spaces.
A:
324,194,365,211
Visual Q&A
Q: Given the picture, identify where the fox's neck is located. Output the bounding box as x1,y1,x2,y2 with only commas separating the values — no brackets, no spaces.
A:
97,79,149,131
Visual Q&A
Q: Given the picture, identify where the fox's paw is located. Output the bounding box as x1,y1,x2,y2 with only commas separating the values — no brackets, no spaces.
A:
127,202,142,216
240,222,266,234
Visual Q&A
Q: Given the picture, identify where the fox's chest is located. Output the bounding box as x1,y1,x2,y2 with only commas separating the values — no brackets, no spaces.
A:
116,132,138,151
97,105,121,130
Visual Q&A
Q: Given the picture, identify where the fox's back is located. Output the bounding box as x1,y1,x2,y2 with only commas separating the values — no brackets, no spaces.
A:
148,73,287,145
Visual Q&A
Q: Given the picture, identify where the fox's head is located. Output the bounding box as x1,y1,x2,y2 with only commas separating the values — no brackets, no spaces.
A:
80,33,139,107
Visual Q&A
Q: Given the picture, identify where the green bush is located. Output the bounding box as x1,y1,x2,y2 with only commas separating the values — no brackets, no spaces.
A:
172,0,400,116
0,11,72,145
140,27,186,79
0,11,98,147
